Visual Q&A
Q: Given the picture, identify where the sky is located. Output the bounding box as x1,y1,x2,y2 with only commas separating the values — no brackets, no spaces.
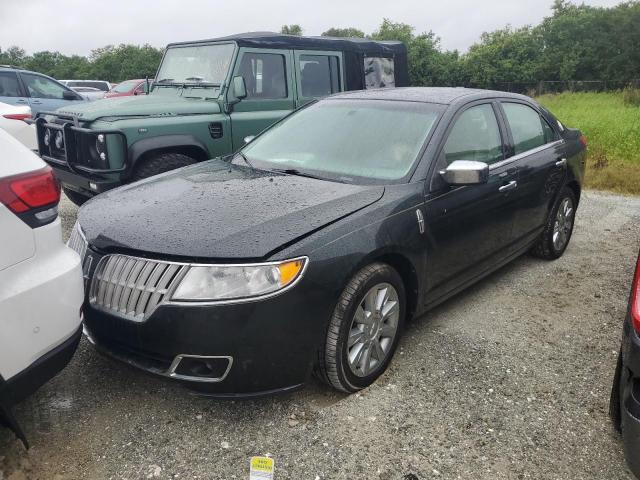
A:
0,0,624,56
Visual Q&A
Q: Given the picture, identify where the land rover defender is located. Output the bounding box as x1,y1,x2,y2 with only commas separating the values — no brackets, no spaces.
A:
35,32,408,205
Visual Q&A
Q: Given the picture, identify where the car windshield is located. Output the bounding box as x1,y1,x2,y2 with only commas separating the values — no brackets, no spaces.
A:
112,80,139,93
242,99,442,183
155,43,235,85
67,81,109,91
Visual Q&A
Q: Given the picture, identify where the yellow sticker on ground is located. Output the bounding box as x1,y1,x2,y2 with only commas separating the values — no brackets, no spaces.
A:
250,456,274,479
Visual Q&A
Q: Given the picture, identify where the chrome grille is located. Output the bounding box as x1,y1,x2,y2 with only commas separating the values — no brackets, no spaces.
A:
67,222,88,261
89,254,187,322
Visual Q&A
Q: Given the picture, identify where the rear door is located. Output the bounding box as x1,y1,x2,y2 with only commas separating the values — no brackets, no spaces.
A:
292,50,344,107
497,101,566,247
423,101,519,299
0,70,29,108
229,48,295,150
18,72,83,116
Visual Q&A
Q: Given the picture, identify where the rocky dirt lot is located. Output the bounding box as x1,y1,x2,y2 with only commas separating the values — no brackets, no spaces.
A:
1,190,639,480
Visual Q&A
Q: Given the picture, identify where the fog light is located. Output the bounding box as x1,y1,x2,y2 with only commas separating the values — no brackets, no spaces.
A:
43,129,51,146
99,152,106,161
89,182,98,191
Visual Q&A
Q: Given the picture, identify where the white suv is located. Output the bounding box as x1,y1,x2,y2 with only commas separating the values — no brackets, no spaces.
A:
0,129,83,446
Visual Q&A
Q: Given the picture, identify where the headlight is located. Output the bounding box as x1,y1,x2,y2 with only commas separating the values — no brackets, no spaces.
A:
171,257,307,302
96,134,107,160
54,131,64,149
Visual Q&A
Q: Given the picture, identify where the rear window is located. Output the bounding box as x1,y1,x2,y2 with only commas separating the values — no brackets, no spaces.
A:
364,57,395,89
67,81,109,91
502,102,556,155
112,80,139,93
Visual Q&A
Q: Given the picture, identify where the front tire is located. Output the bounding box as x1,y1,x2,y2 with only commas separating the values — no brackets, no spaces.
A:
316,263,406,393
531,186,577,260
132,152,196,181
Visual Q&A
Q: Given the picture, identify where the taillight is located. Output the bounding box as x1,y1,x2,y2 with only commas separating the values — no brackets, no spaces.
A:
0,166,60,227
579,134,588,147
3,113,32,122
632,254,640,335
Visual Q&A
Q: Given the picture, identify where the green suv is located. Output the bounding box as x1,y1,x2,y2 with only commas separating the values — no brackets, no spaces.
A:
35,32,408,205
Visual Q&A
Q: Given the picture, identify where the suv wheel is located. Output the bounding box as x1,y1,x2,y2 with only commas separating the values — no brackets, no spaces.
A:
132,152,196,181
531,186,577,260
316,262,406,393
63,187,90,207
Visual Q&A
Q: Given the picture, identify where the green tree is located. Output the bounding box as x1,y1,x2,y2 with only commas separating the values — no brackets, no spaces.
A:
280,25,303,36
0,46,26,67
321,27,365,38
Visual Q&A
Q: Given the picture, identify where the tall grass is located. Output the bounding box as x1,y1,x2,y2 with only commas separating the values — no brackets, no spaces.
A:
537,92,640,195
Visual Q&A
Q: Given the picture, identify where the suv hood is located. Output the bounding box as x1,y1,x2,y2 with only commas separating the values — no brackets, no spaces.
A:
55,93,221,122
79,160,384,259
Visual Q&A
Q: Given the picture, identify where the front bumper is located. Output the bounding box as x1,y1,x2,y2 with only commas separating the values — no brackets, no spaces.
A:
82,271,334,397
35,113,128,195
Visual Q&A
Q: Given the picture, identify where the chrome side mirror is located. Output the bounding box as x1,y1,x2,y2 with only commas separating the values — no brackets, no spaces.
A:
440,160,489,186
232,75,247,100
243,135,255,144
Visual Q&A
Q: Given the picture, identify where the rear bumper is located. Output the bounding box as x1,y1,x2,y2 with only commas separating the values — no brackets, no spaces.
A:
0,326,82,406
620,316,640,477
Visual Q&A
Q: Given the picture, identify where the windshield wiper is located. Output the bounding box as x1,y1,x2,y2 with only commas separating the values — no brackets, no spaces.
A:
269,168,324,180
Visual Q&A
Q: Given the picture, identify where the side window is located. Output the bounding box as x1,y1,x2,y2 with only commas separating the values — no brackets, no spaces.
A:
443,104,503,165
502,102,555,155
299,55,340,98
21,73,68,100
364,57,395,89
237,53,287,99
0,71,23,97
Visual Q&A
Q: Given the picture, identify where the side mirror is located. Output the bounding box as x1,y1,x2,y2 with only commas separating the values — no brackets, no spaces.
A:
243,135,255,144
63,90,80,100
440,160,489,186
232,75,247,100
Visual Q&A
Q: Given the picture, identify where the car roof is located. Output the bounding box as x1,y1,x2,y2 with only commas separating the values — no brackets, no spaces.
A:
329,87,532,106
167,31,406,56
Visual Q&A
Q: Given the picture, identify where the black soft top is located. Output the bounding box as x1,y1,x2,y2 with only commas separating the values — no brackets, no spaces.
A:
167,32,405,56
167,32,409,90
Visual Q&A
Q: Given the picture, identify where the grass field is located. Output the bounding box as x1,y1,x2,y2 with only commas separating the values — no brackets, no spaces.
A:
537,92,640,195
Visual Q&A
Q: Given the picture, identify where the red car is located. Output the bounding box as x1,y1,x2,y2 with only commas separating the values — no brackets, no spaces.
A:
104,79,150,98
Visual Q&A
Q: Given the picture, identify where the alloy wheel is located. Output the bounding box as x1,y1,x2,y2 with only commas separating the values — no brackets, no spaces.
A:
347,282,400,377
552,196,574,251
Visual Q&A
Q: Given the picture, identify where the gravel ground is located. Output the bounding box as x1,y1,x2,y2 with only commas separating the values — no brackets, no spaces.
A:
1,190,639,480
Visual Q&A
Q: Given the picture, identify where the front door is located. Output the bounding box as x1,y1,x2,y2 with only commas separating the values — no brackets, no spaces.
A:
229,48,295,150
18,72,83,116
423,102,520,301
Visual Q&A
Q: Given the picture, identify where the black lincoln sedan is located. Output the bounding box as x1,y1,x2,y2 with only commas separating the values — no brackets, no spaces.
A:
69,87,586,396
611,251,640,478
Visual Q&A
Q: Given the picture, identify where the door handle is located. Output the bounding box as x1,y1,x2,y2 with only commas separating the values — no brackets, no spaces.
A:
31,100,42,104
555,158,567,167
16,99,27,103
499,180,517,193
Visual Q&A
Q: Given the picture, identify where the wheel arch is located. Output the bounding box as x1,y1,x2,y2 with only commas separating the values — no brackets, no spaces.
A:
566,179,581,206
347,249,421,323
128,135,211,171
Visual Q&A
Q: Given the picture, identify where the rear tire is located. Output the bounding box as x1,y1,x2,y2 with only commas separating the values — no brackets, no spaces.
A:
531,186,577,260
316,263,406,393
132,152,196,181
63,187,90,207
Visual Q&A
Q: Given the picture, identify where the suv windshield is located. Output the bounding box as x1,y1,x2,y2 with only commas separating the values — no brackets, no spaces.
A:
242,99,442,183
155,43,235,85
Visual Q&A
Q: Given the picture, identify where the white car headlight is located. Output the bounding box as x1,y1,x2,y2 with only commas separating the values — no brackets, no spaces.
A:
171,257,307,302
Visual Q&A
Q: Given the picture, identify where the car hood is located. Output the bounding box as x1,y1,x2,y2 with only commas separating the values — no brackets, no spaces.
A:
79,160,385,260
55,92,221,122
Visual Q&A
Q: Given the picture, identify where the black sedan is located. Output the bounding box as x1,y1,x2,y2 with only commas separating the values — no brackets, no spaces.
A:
71,87,586,396
611,251,640,478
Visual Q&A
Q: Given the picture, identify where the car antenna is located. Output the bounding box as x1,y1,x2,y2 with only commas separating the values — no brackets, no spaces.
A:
145,76,150,94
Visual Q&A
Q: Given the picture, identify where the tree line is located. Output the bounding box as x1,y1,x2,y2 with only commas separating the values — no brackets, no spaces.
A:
1,0,638,89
